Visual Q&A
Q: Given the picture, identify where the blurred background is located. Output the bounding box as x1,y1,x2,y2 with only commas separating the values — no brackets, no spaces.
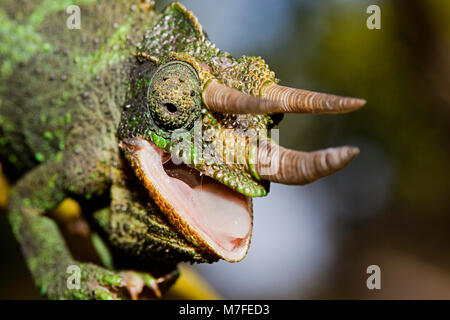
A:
1,0,450,299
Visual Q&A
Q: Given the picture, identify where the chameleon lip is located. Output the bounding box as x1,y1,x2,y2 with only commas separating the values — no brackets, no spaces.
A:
120,137,253,262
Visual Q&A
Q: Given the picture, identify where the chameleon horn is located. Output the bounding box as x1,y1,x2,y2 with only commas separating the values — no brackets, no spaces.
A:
261,84,366,114
203,80,366,114
255,140,359,185
203,80,280,114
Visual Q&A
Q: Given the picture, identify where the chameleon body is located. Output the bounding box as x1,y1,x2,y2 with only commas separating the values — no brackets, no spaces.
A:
0,0,364,299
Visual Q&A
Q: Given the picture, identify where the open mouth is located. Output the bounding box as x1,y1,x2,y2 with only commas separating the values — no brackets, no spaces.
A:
120,137,252,262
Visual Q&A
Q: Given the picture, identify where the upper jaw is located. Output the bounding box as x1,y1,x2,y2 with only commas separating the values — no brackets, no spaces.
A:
120,137,253,262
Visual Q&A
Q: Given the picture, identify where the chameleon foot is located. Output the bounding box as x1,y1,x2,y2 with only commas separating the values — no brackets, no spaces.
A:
56,263,179,300
120,268,180,299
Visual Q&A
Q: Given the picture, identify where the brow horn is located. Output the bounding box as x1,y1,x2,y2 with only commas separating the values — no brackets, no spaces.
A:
255,140,359,185
262,84,366,114
203,80,366,114
203,80,278,114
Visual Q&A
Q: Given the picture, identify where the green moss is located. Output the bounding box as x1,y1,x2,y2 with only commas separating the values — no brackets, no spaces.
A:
0,10,53,79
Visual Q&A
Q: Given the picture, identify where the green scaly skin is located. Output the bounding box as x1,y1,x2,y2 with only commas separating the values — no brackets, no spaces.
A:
0,1,281,299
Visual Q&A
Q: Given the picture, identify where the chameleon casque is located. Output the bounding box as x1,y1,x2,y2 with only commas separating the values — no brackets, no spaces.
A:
0,0,365,299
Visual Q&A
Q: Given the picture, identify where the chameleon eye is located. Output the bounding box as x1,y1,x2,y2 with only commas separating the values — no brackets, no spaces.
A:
148,61,202,131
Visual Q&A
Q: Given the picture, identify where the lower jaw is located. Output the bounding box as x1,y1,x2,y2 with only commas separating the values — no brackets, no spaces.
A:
120,137,253,262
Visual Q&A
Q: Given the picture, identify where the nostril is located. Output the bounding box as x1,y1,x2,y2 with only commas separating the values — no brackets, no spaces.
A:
164,103,178,114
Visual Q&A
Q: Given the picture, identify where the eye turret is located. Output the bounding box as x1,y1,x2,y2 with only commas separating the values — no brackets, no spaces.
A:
148,61,202,131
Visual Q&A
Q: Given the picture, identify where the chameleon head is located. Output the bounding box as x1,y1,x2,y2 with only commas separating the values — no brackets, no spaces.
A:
118,2,366,262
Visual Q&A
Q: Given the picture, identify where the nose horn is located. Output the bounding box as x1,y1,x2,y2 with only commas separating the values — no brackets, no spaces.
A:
255,140,359,185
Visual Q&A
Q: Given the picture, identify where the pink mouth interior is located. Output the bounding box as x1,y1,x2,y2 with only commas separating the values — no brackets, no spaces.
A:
132,139,251,260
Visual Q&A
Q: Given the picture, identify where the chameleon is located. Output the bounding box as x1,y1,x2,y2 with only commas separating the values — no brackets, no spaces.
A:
0,0,365,299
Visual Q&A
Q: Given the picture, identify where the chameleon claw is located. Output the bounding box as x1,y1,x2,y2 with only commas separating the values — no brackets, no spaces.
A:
119,269,180,299
148,268,180,299
119,271,146,300
156,268,180,285
144,275,162,299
